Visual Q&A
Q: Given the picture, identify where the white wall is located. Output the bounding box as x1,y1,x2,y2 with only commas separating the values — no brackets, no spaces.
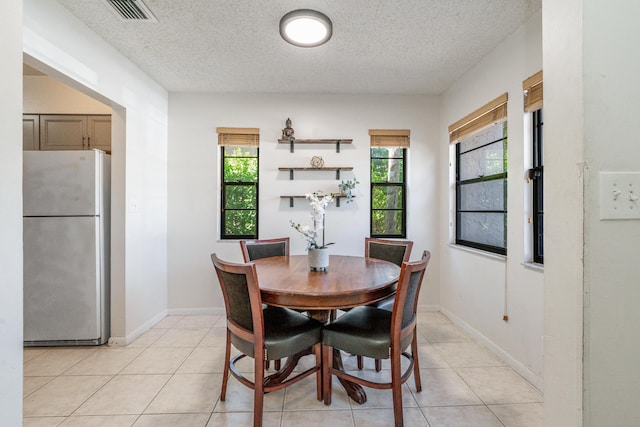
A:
24,75,111,114
439,11,544,390
23,0,169,344
542,1,640,424
581,1,640,424
167,93,440,313
542,0,584,424
0,1,24,424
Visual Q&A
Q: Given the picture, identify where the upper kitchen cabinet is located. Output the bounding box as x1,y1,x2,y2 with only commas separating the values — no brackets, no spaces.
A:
87,116,112,153
38,114,111,153
23,115,39,151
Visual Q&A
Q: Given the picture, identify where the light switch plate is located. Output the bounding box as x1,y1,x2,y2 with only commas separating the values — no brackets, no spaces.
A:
600,172,640,220
127,198,139,213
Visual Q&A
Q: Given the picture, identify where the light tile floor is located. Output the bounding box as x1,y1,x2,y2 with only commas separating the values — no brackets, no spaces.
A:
23,312,543,426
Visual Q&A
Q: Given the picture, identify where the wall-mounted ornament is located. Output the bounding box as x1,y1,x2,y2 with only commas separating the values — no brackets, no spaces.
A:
282,117,295,140
310,156,324,168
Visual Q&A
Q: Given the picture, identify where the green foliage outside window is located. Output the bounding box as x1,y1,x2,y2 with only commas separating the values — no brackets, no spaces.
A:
222,146,258,239
370,147,406,237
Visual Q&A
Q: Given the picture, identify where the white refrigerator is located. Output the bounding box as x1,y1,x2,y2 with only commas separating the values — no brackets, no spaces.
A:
23,150,110,346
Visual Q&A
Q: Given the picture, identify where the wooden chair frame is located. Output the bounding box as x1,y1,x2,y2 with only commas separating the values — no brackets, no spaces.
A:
322,251,431,427
362,237,414,371
364,237,413,266
240,237,290,263
212,253,321,427
239,237,290,371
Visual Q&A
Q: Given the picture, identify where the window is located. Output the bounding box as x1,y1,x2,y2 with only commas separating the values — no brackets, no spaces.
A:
449,94,508,255
530,109,543,263
524,70,543,263
369,129,409,238
217,127,259,239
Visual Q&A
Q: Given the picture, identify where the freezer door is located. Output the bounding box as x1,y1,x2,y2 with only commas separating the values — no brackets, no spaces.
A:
23,216,105,343
23,150,101,216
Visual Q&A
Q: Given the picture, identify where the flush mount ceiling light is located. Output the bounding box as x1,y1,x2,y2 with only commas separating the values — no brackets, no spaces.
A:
279,9,333,48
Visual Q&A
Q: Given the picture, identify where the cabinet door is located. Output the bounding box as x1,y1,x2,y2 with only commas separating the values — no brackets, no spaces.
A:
23,115,40,150
87,115,112,153
40,115,87,150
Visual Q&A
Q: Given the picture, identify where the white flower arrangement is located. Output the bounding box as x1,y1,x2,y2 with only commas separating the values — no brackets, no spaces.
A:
290,191,335,250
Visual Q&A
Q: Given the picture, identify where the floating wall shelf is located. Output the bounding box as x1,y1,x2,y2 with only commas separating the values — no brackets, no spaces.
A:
278,138,353,153
278,166,353,180
280,194,354,208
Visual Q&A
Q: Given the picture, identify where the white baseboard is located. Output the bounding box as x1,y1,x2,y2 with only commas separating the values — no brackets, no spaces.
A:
167,307,225,316
417,304,441,312
107,309,167,347
439,306,544,393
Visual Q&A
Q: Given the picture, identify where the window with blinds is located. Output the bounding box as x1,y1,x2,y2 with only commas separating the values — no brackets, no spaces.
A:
450,95,508,255
369,130,409,238
217,127,259,239
524,71,544,264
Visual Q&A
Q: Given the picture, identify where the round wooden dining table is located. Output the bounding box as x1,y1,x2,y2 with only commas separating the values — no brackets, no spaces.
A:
254,254,400,310
253,254,401,404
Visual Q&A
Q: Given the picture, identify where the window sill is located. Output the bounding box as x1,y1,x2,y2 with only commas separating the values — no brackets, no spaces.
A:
522,262,544,272
448,243,506,262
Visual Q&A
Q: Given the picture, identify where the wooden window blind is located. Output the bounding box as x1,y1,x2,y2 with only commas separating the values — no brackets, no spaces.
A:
369,129,410,147
523,70,543,112
448,93,508,144
216,127,260,146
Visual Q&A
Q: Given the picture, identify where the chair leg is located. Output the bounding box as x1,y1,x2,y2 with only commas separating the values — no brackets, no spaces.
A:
322,345,333,405
390,350,404,427
411,330,422,392
221,331,231,400
314,343,322,401
254,355,265,427
274,359,282,371
375,358,382,372
357,355,363,370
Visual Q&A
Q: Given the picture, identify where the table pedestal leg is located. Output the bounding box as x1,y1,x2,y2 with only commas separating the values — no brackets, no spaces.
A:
263,350,309,387
332,349,367,404
307,309,367,404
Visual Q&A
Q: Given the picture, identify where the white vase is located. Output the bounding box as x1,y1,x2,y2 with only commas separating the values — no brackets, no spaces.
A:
308,248,330,271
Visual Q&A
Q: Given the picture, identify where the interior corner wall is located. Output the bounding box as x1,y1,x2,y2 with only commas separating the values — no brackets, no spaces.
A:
166,93,440,314
438,10,544,390
23,0,170,343
0,0,24,424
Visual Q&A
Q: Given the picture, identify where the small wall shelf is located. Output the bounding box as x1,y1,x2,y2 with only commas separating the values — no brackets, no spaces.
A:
280,194,353,207
278,138,353,153
278,167,353,180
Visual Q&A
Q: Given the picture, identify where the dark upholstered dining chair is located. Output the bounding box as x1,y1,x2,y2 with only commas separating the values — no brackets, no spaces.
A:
211,253,323,427
360,237,413,371
322,251,431,427
240,237,290,370
240,237,289,263
366,238,414,271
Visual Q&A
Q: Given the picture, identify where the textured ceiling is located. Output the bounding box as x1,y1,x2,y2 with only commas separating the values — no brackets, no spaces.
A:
56,0,541,95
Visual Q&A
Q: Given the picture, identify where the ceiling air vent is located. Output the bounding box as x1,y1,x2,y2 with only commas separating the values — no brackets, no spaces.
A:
103,0,158,22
